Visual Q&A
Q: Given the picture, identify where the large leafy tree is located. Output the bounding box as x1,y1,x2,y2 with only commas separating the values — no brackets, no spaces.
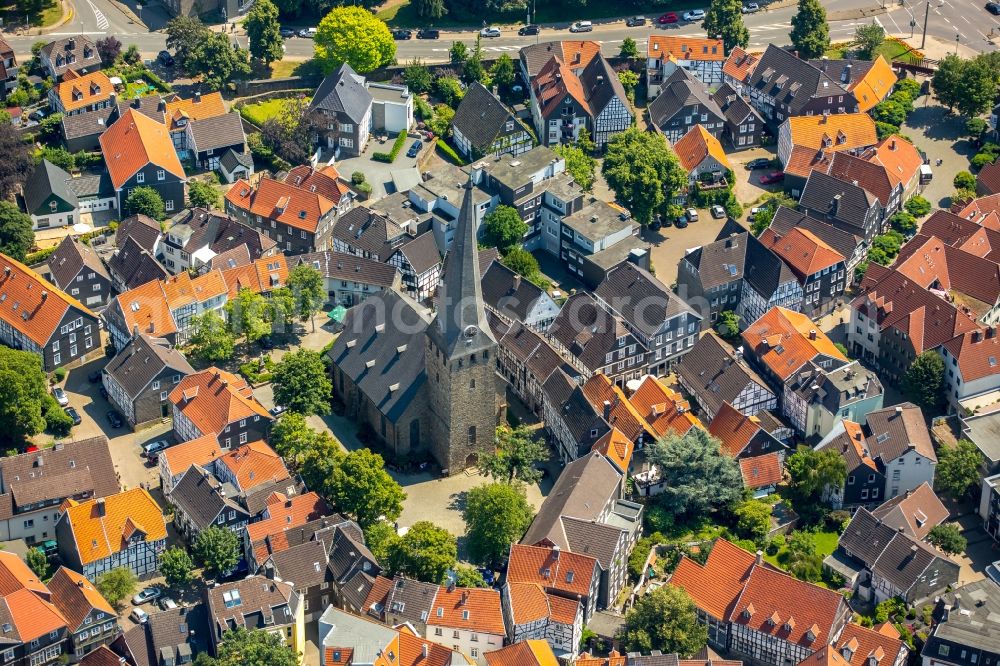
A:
124,187,165,220
932,54,964,111
246,0,285,66
480,424,548,484
272,349,332,416
362,520,399,563
790,0,830,59
216,628,298,666
702,0,748,53
491,54,516,93
553,143,595,190
0,347,51,445
955,57,999,118
482,205,527,251
226,288,270,343
936,439,983,499
193,525,241,577
620,585,707,655
326,448,406,528
159,547,194,589
0,202,34,261
189,311,235,362
269,411,317,459
603,127,687,225
287,263,326,329
187,32,252,91
734,499,773,544
385,521,457,584
644,428,743,520
165,16,212,71
786,446,847,497
188,180,221,209
96,568,137,607
314,6,395,74
927,524,967,554
902,351,945,413
463,482,535,567
854,22,885,59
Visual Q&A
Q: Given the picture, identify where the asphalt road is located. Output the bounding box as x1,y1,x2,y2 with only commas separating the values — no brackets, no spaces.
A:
2,0,995,64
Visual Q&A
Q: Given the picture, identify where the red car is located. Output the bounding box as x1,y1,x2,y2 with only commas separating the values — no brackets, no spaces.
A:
759,171,785,185
658,12,679,23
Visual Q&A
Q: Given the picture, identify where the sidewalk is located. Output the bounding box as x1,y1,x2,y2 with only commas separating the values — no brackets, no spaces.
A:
897,33,982,59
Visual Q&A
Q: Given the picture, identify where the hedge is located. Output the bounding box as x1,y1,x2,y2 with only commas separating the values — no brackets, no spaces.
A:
373,132,409,163
436,138,465,166
25,246,57,266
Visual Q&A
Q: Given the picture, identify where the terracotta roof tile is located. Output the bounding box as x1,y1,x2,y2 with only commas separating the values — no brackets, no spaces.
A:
486,640,559,666
800,646,853,666
670,538,756,620
741,307,847,380
783,145,832,179
507,543,597,599
215,440,289,493
100,109,186,190
942,329,1000,382
628,375,702,438
164,91,227,131
864,136,922,190
4,587,67,642
161,433,223,480
759,226,845,279
591,428,633,473
285,165,351,205
363,575,394,613
114,279,176,339
722,47,760,83
847,56,895,112
647,36,725,62
79,646,125,666
825,151,895,208
63,488,166,566
0,253,96,347
578,650,626,666
430,586,505,635
978,160,1000,195
47,567,115,630
738,452,784,489
54,70,113,113
708,402,766,457
786,114,877,154
533,56,588,119
582,374,654,443
833,623,907,666
244,491,331,544
673,125,731,173
168,367,271,437
225,177,334,233
0,551,48,597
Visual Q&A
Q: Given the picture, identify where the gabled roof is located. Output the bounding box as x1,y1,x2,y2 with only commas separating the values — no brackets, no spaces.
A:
741,306,847,381
245,491,331,544
451,82,523,154
533,55,589,120
485,640,559,666
673,124,731,173
225,177,334,234
738,452,784,489
825,151,896,208
100,109,186,189
649,67,724,129
978,159,1000,195
23,159,77,214
311,63,373,123
520,40,601,78
104,333,194,401
481,261,550,324
47,235,109,291
54,70,113,113
941,328,1000,382
863,135,923,190
670,538,757,620
62,488,167,565
116,214,162,254
769,206,862,265
759,226,845,280
785,114,877,154
722,47,761,83
748,45,853,115
284,164,351,205
111,278,175,339
708,402,774,457
592,428,633,474
206,576,298,634
164,91,227,131
832,622,908,666
0,252,95,347
648,36,725,62
812,56,895,112
161,433,223,479
506,543,598,599
214,440,289,493
549,292,646,373
676,332,773,418
504,582,580,627
582,374,655,443
578,53,631,119
871,482,948,540
0,585,67,644
188,113,247,153
168,367,272,437
628,374,701,438
864,403,935,463
430,585,505,635
47,567,115,631
799,171,879,232
595,261,700,337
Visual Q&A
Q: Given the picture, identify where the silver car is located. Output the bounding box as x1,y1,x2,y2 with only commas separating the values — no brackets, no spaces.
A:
52,386,69,406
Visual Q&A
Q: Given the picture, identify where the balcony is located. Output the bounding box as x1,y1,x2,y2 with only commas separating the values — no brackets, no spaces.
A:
696,172,728,192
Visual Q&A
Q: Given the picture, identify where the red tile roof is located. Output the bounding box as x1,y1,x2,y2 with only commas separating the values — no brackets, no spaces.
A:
485,640,559,666
627,375,701,439
670,538,756,620
0,551,48,597
533,56,588,119
225,177,334,233
786,114,877,154
63,488,167,566
577,650,626,666
430,585,506,635
47,567,115,630
941,328,1000,382
722,47,760,83
161,433,223,480
591,428,633,474
114,279,177,339
648,36,725,62
54,70,113,113
759,226,845,280
506,543,597,599
582,374,654,443
100,109,185,189
673,125,731,173
0,253,96,347
4,587,66,643
738,452,784,489
741,307,847,381
978,160,1000,195
168,367,271,437
245,491,331,545
215,440,289,493
864,136,922,191
708,402,765,457
832,623,907,666
505,582,580,626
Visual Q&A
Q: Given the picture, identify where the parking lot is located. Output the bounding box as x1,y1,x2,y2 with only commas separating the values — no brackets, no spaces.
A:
333,133,427,199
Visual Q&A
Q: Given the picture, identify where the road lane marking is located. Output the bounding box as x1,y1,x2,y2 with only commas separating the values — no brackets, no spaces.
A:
87,0,109,30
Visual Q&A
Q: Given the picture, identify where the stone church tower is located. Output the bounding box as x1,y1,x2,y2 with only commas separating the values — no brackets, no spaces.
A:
424,172,501,474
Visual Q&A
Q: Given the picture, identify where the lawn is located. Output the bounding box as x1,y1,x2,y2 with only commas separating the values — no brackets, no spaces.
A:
239,97,310,126
267,58,323,79
763,529,839,586
0,0,62,27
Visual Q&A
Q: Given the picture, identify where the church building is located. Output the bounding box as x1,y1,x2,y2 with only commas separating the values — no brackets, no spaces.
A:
326,173,503,473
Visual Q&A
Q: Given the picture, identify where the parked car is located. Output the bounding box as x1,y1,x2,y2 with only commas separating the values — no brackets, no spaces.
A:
682,9,705,20
392,28,413,39
649,216,662,230
745,157,771,170
129,608,148,624
480,26,501,37
28,108,47,121
269,405,287,417
105,410,123,429
675,216,689,228
99,385,108,400
626,15,647,26
569,20,593,32
759,171,785,185
417,28,440,38
658,12,679,23
142,439,170,457
87,370,102,383
742,2,759,11
279,27,296,37
64,406,81,426
52,386,69,406
518,24,541,34
748,206,763,220
685,208,699,222
158,597,178,611
297,27,317,37
987,2,1000,14
132,588,161,605
157,50,174,67
407,139,423,158
710,204,726,219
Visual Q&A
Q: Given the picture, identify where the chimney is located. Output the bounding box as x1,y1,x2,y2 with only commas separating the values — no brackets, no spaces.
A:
110,92,117,108
422,645,428,658
809,330,817,340
68,37,76,50
793,50,799,58
830,193,841,216
755,550,764,566
461,590,469,605
889,139,896,150
95,497,106,517
41,290,47,301
603,400,611,421
987,326,996,339
512,274,521,291
194,91,202,103
157,99,167,113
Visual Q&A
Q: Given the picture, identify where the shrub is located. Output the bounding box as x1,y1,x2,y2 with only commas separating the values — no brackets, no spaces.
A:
895,77,921,98
904,195,931,217
351,171,366,185
971,152,996,170
953,170,976,190
414,96,433,120
53,367,67,382
43,395,73,436
373,132,409,163
25,246,57,266
436,138,465,165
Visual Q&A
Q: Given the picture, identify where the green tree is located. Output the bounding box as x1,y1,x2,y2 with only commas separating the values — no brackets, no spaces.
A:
620,585,707,655
0,123,32,203
25,547,49,580
618,70,640,102
96,36,122,65
645,428,743,521
0,202,35,261
954,171,976,190
187,32,252,91
363,520,399,563
287,263,326,329
193,525,241,577
927,524,967,555
786,446,847,498
462,37,487,85
434,76,464,107
189,311,235,362
785,530,822,582
936,439,983,499
902,351,945,413
413,0,446,18
620,37,640,59
165,15,212,71
491,54,516,93
967,117,989,139
326,448,405,528
734,499,773,544
873,100,906,127
854,22,885,59
314,7,395,74
716,310,741,338
96,568,137,607
269,411,315,459
463,482,535,566
553,143,595,190
269,287,298,333
43,395,73,437
246,0,285,66
124,187,165,221
272,349,332,416
404,60,433,94
294,431,345,496
603,127,687,225
501,247,541,279
750,193,795,236
454,565,488,587
215,628,298,666
789,0,830,59
226,288,271,343
0,347,51,445
482,205,528,251
159,547,195,589
932,54,964,111
956,57,998,118
904,195,931,217
386,521,457,583
449,41,468,66
188,180,221,209
890,211,917,235
702,0,749,52
480,424,548,484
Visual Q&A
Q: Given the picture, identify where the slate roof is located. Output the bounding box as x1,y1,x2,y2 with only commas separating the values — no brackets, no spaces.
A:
394,232,440,274
220,148,254,174
549,292,645,373
168,465,248,530
579,53,631,118
542,368,610,447
739,222,802,300
864,403,935,462
332,206,408,261
188,113,246,153
786,361,883,417
47,236,109,290
594,261,700,338
649,67,724,129
40,35,101,76
713,83,765,128
769,206,862,265
748,45,853,115
326,289,430,423
116,214,162,254
481,261,549,323
264,539,330,590
799,170,878,233
451,82,521,154
924,579,1000,664
870,482,948,540
291,250,399,288
61,106,115,141
65,172,113,200
310,63,373,123
108,236,168,291
682,230,747,290
676,332,772,419
205,576,299,634
146,603,210,666
23,159,77,213
104,333,194,401
166,207,276,260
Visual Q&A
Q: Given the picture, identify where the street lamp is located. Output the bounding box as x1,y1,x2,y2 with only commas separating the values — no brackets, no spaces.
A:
955,32,960,53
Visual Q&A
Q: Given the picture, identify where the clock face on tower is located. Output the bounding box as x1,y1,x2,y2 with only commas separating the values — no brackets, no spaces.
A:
464,325,479,339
